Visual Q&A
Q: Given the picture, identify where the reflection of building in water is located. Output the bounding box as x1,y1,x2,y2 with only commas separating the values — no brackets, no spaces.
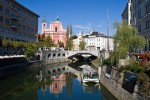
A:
80,65,99,83
50,74,66,94
82,82,100,93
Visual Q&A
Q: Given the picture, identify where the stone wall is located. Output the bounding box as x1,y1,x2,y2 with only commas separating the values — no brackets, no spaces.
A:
45,58,69,64
100,66,142,100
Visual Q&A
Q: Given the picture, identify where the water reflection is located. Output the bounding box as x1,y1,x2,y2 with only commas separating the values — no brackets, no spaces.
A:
0,62,116,100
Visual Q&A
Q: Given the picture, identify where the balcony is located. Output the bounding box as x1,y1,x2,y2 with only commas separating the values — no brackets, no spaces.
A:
10,15,19,21
11,23,19,29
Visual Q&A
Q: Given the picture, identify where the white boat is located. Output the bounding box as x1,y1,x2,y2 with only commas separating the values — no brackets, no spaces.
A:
81,65,99,83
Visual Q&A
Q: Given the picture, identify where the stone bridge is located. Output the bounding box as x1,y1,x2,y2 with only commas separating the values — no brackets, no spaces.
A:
66,50,100,58
38,48,110,62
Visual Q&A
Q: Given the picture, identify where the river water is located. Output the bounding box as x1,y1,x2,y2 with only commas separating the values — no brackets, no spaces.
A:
0,61,117,100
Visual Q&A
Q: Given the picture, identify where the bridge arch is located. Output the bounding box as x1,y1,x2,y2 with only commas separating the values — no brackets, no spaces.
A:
67,51,99,59
53,54,56,58
48,54,51,59
58,53,61,57
62,53,65,57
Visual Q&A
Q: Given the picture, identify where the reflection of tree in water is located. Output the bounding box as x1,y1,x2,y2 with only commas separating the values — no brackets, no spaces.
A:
0,67,53,100
66,72,74,96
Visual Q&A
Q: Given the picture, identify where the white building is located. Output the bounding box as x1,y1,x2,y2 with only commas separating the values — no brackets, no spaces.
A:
73,31,114,51
84,32,114,51
73,31,84,50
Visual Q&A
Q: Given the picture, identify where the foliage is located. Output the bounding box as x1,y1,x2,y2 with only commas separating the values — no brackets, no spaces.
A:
66,37,73,50
137,72,149,99
114,20,146,58
93,58,101,66
58,40,64,48
134,52,150,68
65,25,74,50
2,38,13,48
79,40,86,50
24,43,37,60
44,35,54,47
125,60,146,73
38,34,54,47
103,52,118,67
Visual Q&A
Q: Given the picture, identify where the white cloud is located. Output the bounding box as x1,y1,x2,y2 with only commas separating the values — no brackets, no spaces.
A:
96,24,102,27
73,25,91,30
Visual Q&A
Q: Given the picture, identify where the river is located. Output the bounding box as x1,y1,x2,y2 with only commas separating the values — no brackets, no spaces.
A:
0,61,117,100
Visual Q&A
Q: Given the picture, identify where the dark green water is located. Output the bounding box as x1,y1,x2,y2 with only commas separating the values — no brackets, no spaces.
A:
0,62,117,100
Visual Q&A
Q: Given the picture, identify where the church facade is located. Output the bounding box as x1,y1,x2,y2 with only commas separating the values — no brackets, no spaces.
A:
41,18,67,46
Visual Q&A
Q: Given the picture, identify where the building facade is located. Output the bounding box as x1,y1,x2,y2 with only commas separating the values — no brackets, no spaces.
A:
73,31,114,51
84,32,114,51
122,0,150,50
41,18,67,46
0,0,39,42
73,31,84,50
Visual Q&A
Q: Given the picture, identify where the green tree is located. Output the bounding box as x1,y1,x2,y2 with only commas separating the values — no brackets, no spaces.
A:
114,20,146,59
65,26,69,49
79,40,86,50
65,25,73,50
44,35,54,47
12,41,20,49
2,38,13,48
69,24,73,36
67,38,73,50
24,43,37,60
38,34,45,42
58,40,64,48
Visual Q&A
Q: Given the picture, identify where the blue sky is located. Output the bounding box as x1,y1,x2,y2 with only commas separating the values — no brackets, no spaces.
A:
16,0,127,36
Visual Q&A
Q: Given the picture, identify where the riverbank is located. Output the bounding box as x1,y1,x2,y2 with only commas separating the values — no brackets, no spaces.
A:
92,60,142,100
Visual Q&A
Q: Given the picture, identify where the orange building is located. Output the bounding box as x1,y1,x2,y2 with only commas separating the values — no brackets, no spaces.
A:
41,17,67,46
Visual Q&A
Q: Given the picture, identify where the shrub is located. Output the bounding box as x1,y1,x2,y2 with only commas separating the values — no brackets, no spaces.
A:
137,72,148,99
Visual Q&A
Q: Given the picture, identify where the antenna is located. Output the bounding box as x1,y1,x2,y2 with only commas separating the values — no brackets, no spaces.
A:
107,9,110,51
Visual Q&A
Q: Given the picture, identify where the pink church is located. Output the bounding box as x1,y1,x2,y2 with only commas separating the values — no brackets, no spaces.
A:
41,17,67,46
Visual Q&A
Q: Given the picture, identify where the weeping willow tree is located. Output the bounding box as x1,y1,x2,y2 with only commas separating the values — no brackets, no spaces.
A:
114,20,146,59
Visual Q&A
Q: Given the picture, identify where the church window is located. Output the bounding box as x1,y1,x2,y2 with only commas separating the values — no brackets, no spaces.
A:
55,27,57,32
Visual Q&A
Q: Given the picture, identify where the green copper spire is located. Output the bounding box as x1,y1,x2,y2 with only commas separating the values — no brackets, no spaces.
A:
43,16,46,22
56,16,59,21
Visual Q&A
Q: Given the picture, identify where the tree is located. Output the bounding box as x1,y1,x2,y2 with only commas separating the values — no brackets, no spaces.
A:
24,43,37,60
38,34,45,42
79,40,86,50
2,38,13,48
114,20,146,58
65,25,73,50
67,38,73,50
58,40,64,48
69,24,73,36
65,26,69,49
44,35,54,47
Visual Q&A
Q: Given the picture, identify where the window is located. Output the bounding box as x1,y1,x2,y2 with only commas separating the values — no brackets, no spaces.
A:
5,18,9,24
0,16,3,22
138,24,141,32
137,9,141,20
5,9,9,15
55,27,57,32
146,20,150,29
145,2,150,14
138,0,141,5
22,25,25,30
0,6,3,12
6,0,9,5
